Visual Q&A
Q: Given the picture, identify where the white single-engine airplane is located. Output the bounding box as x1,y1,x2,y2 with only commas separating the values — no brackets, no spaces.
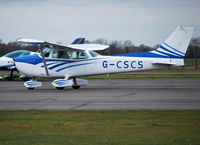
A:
15,26,193,90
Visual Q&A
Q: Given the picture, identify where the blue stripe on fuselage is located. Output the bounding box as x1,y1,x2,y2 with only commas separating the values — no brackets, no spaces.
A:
159,45,184,57
154,49,182,58
56,62,95,72
163,43,185,55
114,51,172,58
14,54,43,65
41,62,57,67
48,62,68,70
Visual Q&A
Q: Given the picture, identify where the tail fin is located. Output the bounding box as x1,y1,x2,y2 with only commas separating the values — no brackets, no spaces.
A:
71,38,85,44
115,26,193,63
154,26,193,59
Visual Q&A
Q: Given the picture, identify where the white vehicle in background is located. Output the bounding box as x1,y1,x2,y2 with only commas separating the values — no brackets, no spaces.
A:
15,26,193,90
0,50,34,80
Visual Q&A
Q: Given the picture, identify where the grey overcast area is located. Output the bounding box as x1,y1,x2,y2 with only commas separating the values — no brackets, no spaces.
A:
0,0,200,46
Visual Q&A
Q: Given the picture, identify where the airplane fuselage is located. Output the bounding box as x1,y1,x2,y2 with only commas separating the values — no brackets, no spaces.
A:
15,53,183,78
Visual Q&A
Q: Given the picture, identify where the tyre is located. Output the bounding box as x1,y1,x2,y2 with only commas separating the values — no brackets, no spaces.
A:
28,87,35,90
20,77,30,81
56,87,65,90
72,86,80,89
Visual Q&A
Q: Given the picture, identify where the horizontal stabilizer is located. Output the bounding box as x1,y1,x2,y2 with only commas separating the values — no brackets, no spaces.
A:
152,60,177,65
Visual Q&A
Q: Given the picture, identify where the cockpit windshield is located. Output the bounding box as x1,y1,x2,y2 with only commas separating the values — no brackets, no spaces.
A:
42,47,51,57
3,50,31,58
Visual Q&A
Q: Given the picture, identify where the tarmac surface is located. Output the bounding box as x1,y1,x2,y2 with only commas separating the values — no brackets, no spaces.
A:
0,79,200,110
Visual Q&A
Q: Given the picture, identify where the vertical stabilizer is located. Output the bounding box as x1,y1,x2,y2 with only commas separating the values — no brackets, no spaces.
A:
71,38,85,44
155,26,193,59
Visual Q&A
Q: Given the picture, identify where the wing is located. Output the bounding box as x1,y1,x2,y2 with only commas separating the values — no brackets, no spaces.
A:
17,38,109,51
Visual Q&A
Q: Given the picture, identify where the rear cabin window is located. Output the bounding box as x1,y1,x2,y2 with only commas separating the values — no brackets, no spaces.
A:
89,51,100,57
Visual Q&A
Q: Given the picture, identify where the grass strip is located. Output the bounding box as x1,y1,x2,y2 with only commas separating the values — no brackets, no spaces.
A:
82,74,200,79
0,110,199,145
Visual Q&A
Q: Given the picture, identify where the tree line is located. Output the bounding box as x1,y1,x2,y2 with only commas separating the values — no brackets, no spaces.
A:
0,38,200,58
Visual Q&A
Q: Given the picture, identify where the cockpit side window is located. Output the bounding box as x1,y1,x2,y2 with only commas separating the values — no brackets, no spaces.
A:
52,49,88,59
52,49,70,59
52,49,58,58
58,51,70,59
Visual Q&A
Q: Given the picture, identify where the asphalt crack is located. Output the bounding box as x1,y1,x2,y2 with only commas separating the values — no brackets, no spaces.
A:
112,92,135,98
70,102,90,110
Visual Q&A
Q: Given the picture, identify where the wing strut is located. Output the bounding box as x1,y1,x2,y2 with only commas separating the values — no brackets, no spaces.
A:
40,44,49,76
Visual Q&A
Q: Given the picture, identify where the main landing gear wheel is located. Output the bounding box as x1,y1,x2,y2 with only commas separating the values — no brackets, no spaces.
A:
20,76,30,81
27,87,35,90
56,87,65,90
72,86,80,89
72,77,80,89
